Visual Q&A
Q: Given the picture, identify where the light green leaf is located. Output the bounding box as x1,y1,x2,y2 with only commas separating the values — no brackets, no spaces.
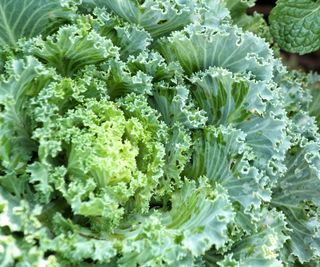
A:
211,209,287,267
43,214,117,264
0,189,54,266
117,180,234,266
0,188,21,231
33,95,166,228
271,112,320,264
27,162,53,204
28,23,119,76
165,181,234,253
126,51,184,83
114,25,152,59
272,140,320,263
0,234,21,267
162,124,192,192
184,125,270,220
151,83,207,129
91,9,152,59
277,70,314,115
0,57,52,174
269,0,320,54
101,59,153,98
237,102,290,180
37,180,233,266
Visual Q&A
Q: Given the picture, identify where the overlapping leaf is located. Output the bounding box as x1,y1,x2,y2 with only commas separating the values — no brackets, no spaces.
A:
0,0,319,266
0,0,73,47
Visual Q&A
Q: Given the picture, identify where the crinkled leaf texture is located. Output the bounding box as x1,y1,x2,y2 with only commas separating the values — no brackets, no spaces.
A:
0,0,319,266
269,0,320,54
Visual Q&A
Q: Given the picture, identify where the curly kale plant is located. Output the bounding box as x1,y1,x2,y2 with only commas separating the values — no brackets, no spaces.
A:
0,0,320,266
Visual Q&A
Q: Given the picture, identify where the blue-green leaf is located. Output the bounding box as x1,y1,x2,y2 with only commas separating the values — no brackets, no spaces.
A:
157,25,274,81
0,0,72,47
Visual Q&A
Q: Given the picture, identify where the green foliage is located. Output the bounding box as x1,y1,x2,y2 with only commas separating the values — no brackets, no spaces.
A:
0,0,73,47
0,1,320,266
269,0,320,54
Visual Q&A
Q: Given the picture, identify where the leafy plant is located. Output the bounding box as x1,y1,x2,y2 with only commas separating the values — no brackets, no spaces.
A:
0,0,320,266
269,0,320,54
